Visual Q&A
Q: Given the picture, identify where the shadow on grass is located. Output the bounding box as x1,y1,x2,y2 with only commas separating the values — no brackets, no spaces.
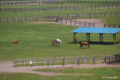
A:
68,41,114,45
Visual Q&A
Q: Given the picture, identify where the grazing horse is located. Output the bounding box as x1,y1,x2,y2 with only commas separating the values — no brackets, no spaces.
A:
74,38,78,44
52,40,56,46
56,39,62,46
13,41,19,46
80,41,90,49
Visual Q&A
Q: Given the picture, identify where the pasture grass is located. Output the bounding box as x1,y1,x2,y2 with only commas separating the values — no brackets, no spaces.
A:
0,67,120,80
0,22,120,59
1,8,120,18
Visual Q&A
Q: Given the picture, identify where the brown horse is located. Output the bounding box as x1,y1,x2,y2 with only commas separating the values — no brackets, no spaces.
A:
80,41,90,49
74,38,78,44
52,40,56,46
13,41,19,46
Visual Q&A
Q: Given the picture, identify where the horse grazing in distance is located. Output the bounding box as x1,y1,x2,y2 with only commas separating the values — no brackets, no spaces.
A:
52,40,56,46
56,39,62,46
74,38,78,44
13,41,19,46
80,41,90,49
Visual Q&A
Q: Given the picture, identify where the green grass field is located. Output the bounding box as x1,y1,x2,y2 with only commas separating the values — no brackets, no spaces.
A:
0,67,120,80
0,0,120,80
0,22,120,59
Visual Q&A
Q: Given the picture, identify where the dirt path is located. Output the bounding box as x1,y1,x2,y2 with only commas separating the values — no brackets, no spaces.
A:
30,18,105,27
0,63,120,76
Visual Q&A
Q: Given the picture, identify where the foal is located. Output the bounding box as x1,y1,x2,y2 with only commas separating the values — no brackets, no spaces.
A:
52,40,56,46
74,38,78,44
13,41,19,46
80,41,90,49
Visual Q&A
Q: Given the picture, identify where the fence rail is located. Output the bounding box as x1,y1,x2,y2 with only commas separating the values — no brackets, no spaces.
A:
0,54,120,67
0,0,120,6
0,5,120,13
0,12,120,28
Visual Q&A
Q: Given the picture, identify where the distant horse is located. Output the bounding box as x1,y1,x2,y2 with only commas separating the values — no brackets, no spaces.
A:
74,38,78,44
80,41,90,49
52,40,56,46
56,39,62,46
13,41,19,46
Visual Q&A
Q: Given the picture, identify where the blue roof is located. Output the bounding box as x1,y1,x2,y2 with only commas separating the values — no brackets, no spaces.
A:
72,27,120,34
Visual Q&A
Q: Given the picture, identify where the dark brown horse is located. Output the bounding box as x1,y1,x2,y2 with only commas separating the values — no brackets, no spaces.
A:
13,41,19,46
74,38,78,44
52,40,56,46
80,41,90,49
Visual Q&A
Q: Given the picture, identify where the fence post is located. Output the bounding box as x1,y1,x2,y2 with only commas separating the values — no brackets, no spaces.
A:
79,21,81,26
23,59,25,67
7,17,9,23
13,59,15,67
93,56,96,65
78,58,80,66
16,18,17,23
89,23,90,27
31,17,32,22
93,23,95,27
109,56,111,63
70,19,71,25
104,24,105,28
84,56,86,64
47,59,49,67
44,58,46,66
15,61,17,68
74,57,76,64
33,58,35,66
104,56,106,63
119,53,120,62
0,18,1,23
64,57,66,65
23,17,24,22
63,58,65,67
75,20,76,25
54,57,56,65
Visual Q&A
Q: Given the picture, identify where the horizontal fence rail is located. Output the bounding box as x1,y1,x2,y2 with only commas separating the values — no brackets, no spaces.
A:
0,5,120,13
0,54,120,67
0,12,120,28
0,0,120,6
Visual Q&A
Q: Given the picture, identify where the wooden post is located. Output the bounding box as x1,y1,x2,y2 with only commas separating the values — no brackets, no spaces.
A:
119,53,120,62
54,57,56,65
79,21,81,26
13,59,15,67
74,57,76,64
47,59,49,67
64,57,66,65
31,17,32,22
109,56,111,63
44,58,46,66
7,17,9,23
84,56,86,64
15,61,17,68
23,17,24,22
23,59,25,67
63,58,65,67
78,58,80,66
33,58,35,66
104,56,106,63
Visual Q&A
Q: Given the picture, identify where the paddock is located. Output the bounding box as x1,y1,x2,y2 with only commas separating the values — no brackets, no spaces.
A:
72,27,120,43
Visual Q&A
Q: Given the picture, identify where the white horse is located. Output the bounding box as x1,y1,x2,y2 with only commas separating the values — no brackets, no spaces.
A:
56,39,62,46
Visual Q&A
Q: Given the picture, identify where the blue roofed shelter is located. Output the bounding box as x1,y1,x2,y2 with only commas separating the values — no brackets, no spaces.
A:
72,27,120,43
